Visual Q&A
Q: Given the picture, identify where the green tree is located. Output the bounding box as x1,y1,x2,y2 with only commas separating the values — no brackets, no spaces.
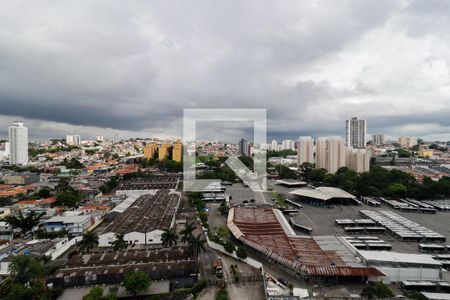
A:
361,282,394,299
122,271,150,298
99,176,119,194
224,241,235,253
188,233,206,280
3,211,45,234
110,233,128,251
8,255,45,285
55,188,83,207
387,183,407,197
236,246,247,259
309,168,327,182
78,231,99,252
161,227,178,248
83,286,117,300
180,222,196,243
37,187,52,199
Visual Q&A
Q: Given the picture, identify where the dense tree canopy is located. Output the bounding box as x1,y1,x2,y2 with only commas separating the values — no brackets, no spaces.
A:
306,165,450,199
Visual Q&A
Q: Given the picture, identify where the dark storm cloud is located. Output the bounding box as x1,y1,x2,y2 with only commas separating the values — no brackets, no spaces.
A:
0,0,449,140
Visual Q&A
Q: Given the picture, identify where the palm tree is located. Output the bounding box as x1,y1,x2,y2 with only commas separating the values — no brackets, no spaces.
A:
78,231,99,252
8,255,45,284
3,210,45,234
110,233,128,251
180,222,196,244
188,233,206,280
161,227,178,248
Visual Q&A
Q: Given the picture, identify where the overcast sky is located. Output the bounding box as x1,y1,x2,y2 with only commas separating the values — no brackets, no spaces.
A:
1,0,450,142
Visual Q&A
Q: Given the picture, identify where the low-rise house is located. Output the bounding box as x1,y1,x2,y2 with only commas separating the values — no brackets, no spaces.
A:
43,215,93,235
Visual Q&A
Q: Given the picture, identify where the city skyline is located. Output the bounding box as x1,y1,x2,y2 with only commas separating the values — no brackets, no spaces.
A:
1,1,450,141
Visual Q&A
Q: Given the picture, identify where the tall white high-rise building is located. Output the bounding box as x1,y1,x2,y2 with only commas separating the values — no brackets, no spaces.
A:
9,121,28,165
66,134,81,146
297,136,315,166
345,117,367,148
282,139,295,151
346,148,371,173
316,137,346,174
271,140,278,151
372,134,385,146
96,135,105,142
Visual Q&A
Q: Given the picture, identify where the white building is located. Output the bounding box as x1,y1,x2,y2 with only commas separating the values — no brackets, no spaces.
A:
316,137,346,174
8,121,28,165
96,135,104,142
358,250,443,283
372,133,385,146
345,117,367,149
297,136,315,166
43,215,92,235
66,134,81,146
399,136,418,148
346,148,371,173
282,139,295,151
270,140,278,151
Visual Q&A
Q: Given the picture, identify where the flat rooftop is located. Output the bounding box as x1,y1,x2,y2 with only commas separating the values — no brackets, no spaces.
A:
102,190,179,234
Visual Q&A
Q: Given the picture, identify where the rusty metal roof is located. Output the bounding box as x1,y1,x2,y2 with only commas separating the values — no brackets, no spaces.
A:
228,207,384,278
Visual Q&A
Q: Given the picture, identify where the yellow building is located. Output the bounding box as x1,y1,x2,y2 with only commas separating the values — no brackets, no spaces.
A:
158,144,171,160
144,144,158,159
418,150,433,158
172,143,182,162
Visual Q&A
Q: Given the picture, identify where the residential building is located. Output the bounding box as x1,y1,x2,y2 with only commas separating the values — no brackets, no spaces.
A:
282,139,295,151
0,221,12,241
238,138,249,156
297,136,315,166
66,134,81,146
172,142,182,162
43,215,92,235
143,143,158,159
399,136,418,148
316,137,346,173
346,148,371,173
158,144,171,160
96,135,104,142
3,172,40,185
271,140,278,151
372,134,385,146
8,121,28,165
345,117,367,148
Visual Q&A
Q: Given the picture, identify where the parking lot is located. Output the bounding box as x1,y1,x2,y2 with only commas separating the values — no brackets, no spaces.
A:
266,179,450,254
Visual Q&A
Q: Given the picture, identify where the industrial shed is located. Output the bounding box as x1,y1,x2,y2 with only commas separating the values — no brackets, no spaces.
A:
99,190,180,247
290,187,358,206
227,206,384,282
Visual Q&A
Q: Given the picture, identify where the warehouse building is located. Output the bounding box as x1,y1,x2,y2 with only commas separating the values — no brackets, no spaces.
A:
357,251,443,283
227,206,384,282
99,190,180,246
50,247,195,289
